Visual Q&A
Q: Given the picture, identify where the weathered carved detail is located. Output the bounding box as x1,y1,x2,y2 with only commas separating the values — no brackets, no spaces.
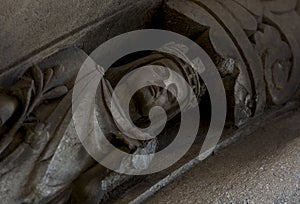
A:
164,0,266,126
262,0,298,14
254,24,292,104
0,65,68,159
221,0,300,105
0,1,299,203
0,63,71,204
164,0,300,125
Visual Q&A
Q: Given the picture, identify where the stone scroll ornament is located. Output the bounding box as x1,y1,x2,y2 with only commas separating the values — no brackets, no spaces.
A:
0,0,299,203
165,0,300,125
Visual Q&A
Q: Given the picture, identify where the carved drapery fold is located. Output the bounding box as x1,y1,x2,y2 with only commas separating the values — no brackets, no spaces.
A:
0,0,299,203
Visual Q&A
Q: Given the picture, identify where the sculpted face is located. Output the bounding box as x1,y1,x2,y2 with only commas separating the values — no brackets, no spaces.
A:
131,65,190,120
104,53,203,128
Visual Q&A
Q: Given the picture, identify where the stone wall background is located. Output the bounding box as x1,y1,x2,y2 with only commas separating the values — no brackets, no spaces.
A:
0,0,162,71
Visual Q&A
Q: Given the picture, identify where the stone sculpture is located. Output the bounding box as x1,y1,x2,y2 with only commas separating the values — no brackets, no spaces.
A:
0,0,299,203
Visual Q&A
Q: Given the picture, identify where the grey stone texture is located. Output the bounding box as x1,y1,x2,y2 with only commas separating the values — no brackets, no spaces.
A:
0,0,300,203
145,110,300,204
0,0,162,71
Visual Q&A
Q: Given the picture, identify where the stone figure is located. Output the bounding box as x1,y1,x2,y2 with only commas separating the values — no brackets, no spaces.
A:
0,47,206,203
0,0,299,203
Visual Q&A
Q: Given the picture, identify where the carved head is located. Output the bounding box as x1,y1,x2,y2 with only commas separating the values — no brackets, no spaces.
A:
105,52,205,126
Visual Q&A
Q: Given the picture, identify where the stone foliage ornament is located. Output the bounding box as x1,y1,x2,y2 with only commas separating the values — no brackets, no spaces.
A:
164,0,300,125
0,0,299,203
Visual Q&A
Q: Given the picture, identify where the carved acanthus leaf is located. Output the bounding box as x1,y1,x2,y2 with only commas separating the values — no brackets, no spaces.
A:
0,64,68,159
262,0,298,14
254,24,292,104
10,64,68,123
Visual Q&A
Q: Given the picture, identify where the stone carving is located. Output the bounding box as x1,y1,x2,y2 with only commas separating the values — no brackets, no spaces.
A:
0,65,70,203
0,64,68,136
164,0,300,125
0,0,299,203
0,47,206,203
254,24,293,104
225,0,300,105
164,0,265,126
0,64,70,170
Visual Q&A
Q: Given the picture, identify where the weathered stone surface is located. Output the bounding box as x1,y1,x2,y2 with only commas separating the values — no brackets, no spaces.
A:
164,0,265,126
0,47,90,203
164,0,300,125
0,0,299,203
145,110,300,204
0,0,162,72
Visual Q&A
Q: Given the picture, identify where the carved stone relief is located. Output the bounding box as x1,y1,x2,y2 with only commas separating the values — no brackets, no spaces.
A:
164,0,300,125
0,0,299,203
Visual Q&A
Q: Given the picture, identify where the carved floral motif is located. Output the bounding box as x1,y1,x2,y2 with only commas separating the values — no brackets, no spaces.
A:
0,64,68,158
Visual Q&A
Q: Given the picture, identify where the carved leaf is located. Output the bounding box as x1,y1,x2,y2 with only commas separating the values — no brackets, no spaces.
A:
44,65,66,92
30,64,44,96
11,64,69,119
254,24,292,104
0,64,68,144
42,86,68,101
262,0,298,13
254,25,291,84
43,68,54,90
